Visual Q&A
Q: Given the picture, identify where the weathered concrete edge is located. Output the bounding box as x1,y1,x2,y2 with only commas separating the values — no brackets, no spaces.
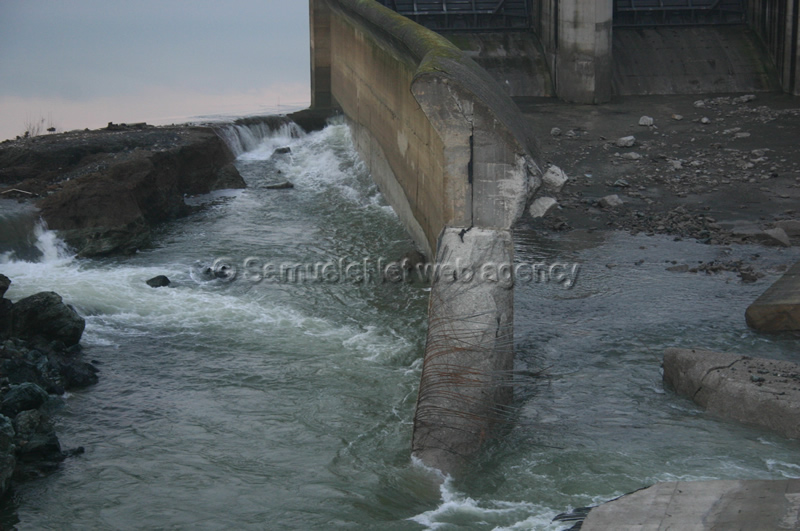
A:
581,480,800,530
663,347,800,440
325,0,542,251
745,261,800,332
411,228,514,475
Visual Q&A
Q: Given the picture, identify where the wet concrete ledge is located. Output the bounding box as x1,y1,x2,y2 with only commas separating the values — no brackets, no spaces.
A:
747,261,800,332
663,348,800,440
581,479,800,530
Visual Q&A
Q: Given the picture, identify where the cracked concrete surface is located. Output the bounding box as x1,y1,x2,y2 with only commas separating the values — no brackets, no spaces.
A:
663,347,800,440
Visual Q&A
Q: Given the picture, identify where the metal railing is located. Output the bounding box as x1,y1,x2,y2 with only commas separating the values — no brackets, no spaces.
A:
614,0,746,26
376,0,531,31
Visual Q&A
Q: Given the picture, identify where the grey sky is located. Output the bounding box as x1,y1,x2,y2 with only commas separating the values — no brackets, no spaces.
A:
0,0,310,139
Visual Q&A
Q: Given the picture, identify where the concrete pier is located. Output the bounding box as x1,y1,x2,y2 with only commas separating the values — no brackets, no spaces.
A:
582,480,800,530
411,227,515,474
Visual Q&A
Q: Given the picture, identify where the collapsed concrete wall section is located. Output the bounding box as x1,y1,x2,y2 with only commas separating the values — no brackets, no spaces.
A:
309,0,543,474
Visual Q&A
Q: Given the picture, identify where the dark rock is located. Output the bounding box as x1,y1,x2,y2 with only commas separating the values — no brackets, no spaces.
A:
0,275,9,299
265,181,294,190
287,108,335,133
1,351,64,395
0,415,15,496
0,298,12,341
0,383,49,418
0,125,245,257
214,162,245,190
400,250,427,271
146,275,171,288
11,292,85,346
12,410,62,464
57,360,98,389
273,147,292,155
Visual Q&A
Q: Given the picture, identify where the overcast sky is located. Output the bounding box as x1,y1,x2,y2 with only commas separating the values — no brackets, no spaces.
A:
0,0,310,140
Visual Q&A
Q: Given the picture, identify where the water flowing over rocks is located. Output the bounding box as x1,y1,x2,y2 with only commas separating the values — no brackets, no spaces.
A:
0,276,96,496
0,123,245,257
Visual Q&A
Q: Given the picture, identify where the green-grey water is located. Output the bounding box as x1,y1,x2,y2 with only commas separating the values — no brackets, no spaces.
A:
1,120,798,529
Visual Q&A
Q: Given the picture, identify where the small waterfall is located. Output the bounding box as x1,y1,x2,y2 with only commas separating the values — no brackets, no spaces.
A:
0,203,72,264
216,116,306,157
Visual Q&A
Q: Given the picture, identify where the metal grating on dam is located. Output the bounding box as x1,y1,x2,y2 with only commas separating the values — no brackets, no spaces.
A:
375,0,531,31
613,0,746,26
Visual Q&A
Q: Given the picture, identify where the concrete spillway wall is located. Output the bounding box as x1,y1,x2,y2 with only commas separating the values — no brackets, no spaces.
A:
310,0,542,474
311,0,540,258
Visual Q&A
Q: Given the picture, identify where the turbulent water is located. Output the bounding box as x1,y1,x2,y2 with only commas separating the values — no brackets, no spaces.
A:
1,120,799,529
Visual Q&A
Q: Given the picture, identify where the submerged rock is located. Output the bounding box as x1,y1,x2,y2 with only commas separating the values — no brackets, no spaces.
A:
265,181,295,190
146,275,171,288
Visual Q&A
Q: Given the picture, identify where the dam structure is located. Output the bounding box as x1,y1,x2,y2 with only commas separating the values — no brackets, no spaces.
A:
308,0,800,475
309,0,547,474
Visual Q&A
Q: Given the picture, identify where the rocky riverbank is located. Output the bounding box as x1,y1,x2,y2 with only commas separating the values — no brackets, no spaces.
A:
0,122,245,257
0,274,97,496
519,93,800,248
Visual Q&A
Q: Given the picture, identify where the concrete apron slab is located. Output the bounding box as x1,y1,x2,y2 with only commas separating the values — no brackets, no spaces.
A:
746,262,800,332
663,348,800,440
411,227,514,475
582,479,800,530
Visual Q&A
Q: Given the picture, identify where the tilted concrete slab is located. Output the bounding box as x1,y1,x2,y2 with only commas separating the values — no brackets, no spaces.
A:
663,348,800,440
746,262,800,332
582,480,800,530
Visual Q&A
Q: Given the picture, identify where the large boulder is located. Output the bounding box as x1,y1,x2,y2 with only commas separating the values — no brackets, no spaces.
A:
0,383,49,418
11,292,85,346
